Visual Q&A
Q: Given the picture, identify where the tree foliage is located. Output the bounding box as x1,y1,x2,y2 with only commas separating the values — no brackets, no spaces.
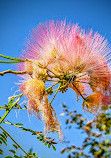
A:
61,104,111,158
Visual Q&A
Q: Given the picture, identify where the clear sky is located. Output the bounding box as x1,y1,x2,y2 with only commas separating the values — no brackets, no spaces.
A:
0,0,111,158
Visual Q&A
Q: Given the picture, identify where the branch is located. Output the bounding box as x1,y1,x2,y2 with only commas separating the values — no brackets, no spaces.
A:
0,60,24,63
0,69,26,76
0,54,24,62
0,126,29,156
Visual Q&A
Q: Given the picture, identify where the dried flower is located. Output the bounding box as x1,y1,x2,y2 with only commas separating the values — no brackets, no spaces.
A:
20,79,45,114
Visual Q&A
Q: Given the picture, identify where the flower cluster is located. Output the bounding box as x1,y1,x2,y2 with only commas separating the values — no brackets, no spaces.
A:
18,20,111,137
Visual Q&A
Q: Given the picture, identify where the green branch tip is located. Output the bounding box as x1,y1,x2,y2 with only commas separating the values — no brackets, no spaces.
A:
0,60,24,63
0,54,25,62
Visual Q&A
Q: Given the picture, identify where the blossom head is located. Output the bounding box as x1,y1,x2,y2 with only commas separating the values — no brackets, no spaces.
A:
18,20,111,136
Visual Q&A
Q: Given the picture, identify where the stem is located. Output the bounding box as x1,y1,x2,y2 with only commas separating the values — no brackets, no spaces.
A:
52,84,67,91
47,67,58,77
47,74,57,79
36,60,57,77
72,83,86,100
0,61,23,63
49,84,61,105
13,146,19,157
0,107,27,110
53,76,74,91
26,58,59,78
0,94,23,124
0,126,29,156
0,70,26,76
0,103,17,124
0,54,24,62
0,111,11,124
45,82,59,92
46,79,59,82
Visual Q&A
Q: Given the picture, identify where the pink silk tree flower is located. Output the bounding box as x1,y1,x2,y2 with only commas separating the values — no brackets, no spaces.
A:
21,21,111,84
18,20,111,135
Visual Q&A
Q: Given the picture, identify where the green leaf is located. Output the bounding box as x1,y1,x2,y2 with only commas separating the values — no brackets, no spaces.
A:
8,97,15,104
13,144,18,149
3,131,7,138
5,156,13,158
48,143,51,148
44,142,48,146
42,140,45,143
14,155,20,158
52,145,56,151
9,149,16,154
0,136,7,146
24,105,27,109
0,148,3,155
0,133,7,140
6,120,13,124
5,103,8,107
15,123,24,126
0,140,2,145
39,139,42,142
32,152,38,156
68,154,71,158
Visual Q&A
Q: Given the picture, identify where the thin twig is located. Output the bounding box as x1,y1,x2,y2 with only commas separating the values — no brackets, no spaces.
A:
0,106,27,110
45,82,59,91
0,70,26,76
72,83,86,100
0,60,24,63
38,63,58,77
49,84,61,105
46,79,59,82
0,54,24,62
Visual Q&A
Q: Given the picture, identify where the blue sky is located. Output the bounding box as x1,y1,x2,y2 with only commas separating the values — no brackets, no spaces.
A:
0,0,111,157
